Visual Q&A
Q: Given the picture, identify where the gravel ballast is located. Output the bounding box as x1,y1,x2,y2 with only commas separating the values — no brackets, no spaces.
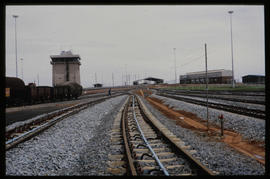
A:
138,94,265,175
6,95,128,176
158,93,265,111
152,93,265,143
5,92,265,176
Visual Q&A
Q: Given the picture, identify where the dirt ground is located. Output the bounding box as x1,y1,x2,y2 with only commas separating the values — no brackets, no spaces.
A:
135,89,265,165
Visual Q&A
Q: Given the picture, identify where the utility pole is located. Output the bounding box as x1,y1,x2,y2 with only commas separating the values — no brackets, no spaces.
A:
112,73,114,87
205,43,209,132
122,73,123,86
173,48,177,84
13,15,19,78
228,10,235,88
37,74,39,86
95,72,97,84
128,74,130,86
101,73,103,84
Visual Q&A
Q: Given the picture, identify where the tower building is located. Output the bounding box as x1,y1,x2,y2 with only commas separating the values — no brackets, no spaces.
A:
50,51,81,86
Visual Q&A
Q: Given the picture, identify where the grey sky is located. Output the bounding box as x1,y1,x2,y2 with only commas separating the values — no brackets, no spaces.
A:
6,5,265,88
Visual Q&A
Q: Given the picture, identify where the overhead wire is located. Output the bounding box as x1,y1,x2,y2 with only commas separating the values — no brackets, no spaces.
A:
167,47,219,82
179,48,219,67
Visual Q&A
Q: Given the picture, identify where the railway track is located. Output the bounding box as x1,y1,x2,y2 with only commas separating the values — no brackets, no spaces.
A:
157,89,265,105
5,94,123,150
108,95,215,176
157,92,265,120
157,89,265,96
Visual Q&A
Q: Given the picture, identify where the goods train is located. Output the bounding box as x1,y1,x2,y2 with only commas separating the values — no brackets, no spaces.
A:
6,77,83,107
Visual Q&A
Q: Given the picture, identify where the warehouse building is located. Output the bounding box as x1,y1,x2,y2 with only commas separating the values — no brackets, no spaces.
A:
180,69,232,84
93,83,103,88
242,75,265,84
133,77,164,85
50,51,81,86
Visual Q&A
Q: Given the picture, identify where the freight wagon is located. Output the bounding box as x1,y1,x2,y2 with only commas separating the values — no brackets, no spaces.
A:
6,77,26,107
5,77,83,107
37,86,53,102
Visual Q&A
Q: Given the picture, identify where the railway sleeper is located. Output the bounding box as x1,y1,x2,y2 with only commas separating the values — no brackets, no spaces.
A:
136,157,178,163
139,165,193,176
135,152,175,159
108,154,125,161
133,147,168,153
130,141,165,148
130,139,161,144
129,134,158,140
111,139,123,145
107,167,127,175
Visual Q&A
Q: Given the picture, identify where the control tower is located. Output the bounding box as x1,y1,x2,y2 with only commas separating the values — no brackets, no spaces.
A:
50,51,81,86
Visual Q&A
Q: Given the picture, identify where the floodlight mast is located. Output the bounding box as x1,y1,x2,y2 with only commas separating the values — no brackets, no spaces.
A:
228,10,235,88
13,15,19,78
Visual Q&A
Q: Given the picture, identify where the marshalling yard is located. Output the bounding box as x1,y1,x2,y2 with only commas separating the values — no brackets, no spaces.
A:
5,83,265,176
5,5,266,176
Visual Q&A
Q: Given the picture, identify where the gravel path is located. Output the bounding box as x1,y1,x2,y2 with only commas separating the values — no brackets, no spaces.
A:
138,94,265,175
6,95,128,176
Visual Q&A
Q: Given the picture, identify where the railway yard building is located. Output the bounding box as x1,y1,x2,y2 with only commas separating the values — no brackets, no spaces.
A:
133,77,164,85
179,69,232,84
94,83,103,88
242,75,265,84
50,51,81,86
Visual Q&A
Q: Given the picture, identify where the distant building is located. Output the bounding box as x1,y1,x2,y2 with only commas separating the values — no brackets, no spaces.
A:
242,75,265,84
93,83,103,88
50,51,81,86
133,77,164,85
180,69,232,84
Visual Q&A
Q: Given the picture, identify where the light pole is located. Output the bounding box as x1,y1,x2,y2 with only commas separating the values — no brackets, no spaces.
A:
13,15,19,78
228,10,235,88
21,58,23,80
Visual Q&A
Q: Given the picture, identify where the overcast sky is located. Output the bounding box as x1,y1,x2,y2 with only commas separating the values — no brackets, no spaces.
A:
5,5,265,88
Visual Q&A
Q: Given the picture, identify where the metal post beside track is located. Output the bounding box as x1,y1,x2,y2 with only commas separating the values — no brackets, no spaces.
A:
205,43,209,132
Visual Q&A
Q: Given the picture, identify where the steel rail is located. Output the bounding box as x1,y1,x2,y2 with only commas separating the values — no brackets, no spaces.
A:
132,95,169,176
6,94,124,150
159,90,265,105
158,93,265,119
5,108,80,150
157,89,265,96
135,95,215,175
122,97,137,175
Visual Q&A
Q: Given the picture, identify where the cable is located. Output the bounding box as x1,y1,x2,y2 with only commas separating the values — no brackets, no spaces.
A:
179,48,218,67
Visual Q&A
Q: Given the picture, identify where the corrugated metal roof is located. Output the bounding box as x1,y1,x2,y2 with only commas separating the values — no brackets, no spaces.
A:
242,75,265,78
50,55,80,59
134,77,163,82
50,50,81,59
